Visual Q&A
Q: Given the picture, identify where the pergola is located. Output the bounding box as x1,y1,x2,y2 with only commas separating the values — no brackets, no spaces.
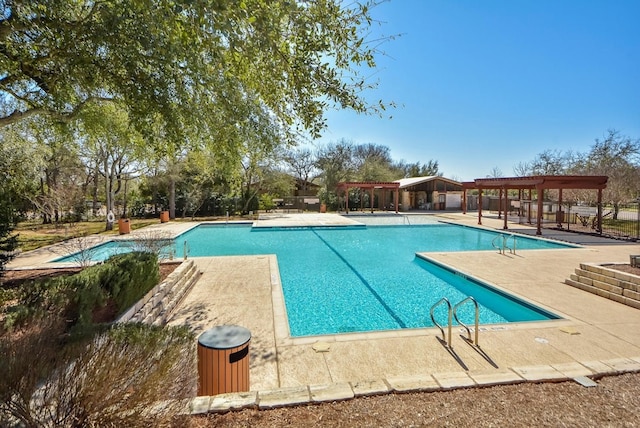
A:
337,181,400,214
462,175,608,235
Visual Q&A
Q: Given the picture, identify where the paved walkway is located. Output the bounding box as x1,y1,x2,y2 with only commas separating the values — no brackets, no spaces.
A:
165,212,640,411
9,213,640,410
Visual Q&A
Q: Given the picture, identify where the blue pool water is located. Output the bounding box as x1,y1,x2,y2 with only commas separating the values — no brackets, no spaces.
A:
57,224,566,336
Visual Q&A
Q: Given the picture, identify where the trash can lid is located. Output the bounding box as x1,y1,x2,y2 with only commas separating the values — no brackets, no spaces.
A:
198,325,251,350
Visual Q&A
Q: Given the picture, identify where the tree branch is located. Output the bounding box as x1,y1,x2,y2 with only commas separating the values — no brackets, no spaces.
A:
0,95,113,128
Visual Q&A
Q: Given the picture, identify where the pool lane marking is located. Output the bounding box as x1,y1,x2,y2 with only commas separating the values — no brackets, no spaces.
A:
311,229,407,328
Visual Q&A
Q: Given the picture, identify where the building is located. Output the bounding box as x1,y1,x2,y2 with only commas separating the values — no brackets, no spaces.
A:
396,176,463,211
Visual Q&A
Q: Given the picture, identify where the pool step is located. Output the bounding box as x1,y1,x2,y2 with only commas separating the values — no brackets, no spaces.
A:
116,260,202,325
565,263,640,310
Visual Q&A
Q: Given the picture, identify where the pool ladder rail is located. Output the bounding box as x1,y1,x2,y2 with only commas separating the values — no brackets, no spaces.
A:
492,234,517,255
429,296,480,348
183,240,190,260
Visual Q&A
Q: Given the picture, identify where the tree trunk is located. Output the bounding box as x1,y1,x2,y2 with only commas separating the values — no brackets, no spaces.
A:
92,166,99,217
169,178,176,220
104,158,113,231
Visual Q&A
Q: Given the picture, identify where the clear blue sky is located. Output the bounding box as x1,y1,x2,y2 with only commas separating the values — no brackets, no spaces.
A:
314,0,640,182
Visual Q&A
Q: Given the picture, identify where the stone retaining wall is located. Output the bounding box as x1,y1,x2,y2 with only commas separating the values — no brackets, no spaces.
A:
116,259,202,325
565,263,640,310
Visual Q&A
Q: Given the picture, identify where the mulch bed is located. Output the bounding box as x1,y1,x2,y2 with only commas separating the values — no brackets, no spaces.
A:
192,373,640,427
604,264,640,277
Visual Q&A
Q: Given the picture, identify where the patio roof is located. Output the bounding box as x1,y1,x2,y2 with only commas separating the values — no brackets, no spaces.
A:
396,176,461,189
461,175,608,235
462,175,608,190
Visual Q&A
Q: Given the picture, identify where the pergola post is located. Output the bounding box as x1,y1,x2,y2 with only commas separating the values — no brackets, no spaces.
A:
370,187,374,213
503,186,508,230
394,188,399,213
536,185,543,235
462,189,467,214
478,188,483,225
597,189,603,234
557,188,563,228
498,188,503,219
344,186,349,213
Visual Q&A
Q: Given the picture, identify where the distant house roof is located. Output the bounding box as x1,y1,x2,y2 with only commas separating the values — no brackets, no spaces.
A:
396,176,462,189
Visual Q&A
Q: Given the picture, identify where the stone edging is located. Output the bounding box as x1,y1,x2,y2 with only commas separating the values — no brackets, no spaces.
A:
190,357,640,414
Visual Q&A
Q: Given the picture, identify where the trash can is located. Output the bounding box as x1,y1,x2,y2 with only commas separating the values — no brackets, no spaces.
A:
197,325,251,396
160,211,170,223
117,218,131,234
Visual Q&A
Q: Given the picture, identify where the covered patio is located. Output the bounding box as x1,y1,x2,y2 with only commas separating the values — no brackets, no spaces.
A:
462,175,608,235
336,181,400,213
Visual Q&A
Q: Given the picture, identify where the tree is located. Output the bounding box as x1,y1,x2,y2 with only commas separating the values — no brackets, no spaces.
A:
527,149,573,175
352,143,397,182
487,166,503,178
579,130,640,218
76,103,144,229
315,140,357,207
0,120,47,275
29,120,86,224
284,148,319,192
0,1,392,142
0,187,17,276
395,159,441,178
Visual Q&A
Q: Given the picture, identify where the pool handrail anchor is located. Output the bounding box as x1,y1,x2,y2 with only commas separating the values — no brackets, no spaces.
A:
452,296,479,346
430,297,452,348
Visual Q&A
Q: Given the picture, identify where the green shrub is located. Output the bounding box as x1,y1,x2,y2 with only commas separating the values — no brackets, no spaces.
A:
3,251,160,331
104,251,159,313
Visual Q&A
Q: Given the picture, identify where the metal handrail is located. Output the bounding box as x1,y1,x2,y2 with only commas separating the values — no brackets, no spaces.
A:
507,234,516,254
453,296,479,346
491,235,503,254
183,240,189,260
429,297,452,347
492,234,517,255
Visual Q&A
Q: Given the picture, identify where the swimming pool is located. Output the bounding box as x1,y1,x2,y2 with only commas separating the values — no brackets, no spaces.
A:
56,223,567,336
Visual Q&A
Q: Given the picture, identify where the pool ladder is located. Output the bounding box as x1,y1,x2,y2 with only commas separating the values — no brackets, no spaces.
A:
183,240,190,260
429,296,479,348
492,234,517,255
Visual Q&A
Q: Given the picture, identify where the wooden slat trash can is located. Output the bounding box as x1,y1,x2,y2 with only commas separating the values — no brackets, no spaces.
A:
197,325,251,396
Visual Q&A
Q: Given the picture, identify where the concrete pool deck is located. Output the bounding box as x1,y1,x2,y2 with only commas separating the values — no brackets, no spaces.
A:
167,212,640,411
8,213,640,411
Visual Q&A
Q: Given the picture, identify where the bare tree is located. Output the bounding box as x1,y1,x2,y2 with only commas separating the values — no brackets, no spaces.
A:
51,235,103,268
284,148,318,191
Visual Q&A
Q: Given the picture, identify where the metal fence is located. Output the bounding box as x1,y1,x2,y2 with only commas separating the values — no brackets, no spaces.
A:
490,199,640,242
549,202,640,242
600,204,640,241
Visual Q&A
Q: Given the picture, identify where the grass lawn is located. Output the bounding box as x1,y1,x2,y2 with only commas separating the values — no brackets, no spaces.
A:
14,219,160,251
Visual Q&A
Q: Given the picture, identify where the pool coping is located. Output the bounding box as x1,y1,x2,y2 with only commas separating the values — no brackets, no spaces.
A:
190,357,640,413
